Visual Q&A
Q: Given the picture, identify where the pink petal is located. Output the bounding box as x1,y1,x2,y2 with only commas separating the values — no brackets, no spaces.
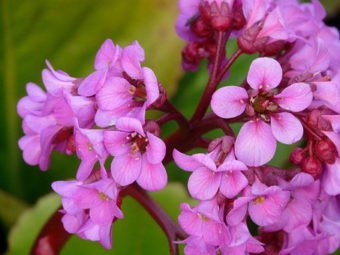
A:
271,112,303,144
143,67,159,106
322,160,340,196
90,202,114,225
220,172,249,198
78,70,106,97
173,149,202,172
282,198,312,232
96,77,131,110
192,154,217,171
99,224,113,249
76,158,97,181
217,160,248,172
116,117,145,136
146,132,166,164
104,131,129,156
178,203,203,236
275,83,313,112
323,115,340,133
62,214,85,234
247,57,282,91
188,168,221,200
235,120,277,166
94,39,115,70
137,158,167,191
111,154,142,186
226,197,253,226
211,86,248,119
121,41,144,79
19,135,41,165
51,180,80,197
95,109,118,127
26,82,46,101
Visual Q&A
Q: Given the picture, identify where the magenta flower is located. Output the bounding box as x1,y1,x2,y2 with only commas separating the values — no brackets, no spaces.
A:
173,149,248,200
95,42,160,127
78,39,122,97
182,236,216,255
212,57,313,166
104,117,167,190
179,199,230,246
52,178,123,249
75,128,108,181
227,179,290,227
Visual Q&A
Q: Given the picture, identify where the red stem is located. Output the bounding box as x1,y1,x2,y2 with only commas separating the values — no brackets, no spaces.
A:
190,31,227,123
30,210,70,255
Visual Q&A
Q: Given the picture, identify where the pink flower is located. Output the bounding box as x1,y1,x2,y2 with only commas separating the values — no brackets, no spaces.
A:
227,179,290,227
104,117,167,191
95,42,160,127
17,72,96,170
75,128,108,181
179,200,229,246
173,149,248,200
52,178,123,249
78,39,122,97
182,236,216,255
211,57,313,166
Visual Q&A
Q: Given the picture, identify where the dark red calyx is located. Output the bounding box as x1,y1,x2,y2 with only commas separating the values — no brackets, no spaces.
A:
232,0,245,30
191,16,213,37
199,1,232,31
261,40,287,57
237,21,263,54
301,156,322,179
290,148,306,165
315,139,337,164
182,42,202,65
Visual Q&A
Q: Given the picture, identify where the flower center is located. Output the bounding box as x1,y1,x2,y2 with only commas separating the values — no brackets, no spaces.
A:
128,84,147,102
251,92,278,114
199,213,209,222
254,196,266,204
99,192,111,201
126,132,149,153
87,142,94,152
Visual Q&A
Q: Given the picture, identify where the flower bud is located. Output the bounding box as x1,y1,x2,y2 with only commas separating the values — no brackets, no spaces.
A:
144,121,161,137
191,17,213,38
290,148,305,165
315,139,337,164
199,1,232,32
301,156,322,179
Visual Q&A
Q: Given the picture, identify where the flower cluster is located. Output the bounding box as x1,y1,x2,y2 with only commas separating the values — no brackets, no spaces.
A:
17,0,340,254
17,39,167,248
175,0,340,254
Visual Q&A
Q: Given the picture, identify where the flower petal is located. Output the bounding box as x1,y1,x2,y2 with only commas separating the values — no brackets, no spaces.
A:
116,117,145,136
211,86,248,119
173,150,202,172
143,67,159,106
111,154,142,186
235,120,276,166
247,57,282,91
90,202,114,225
188,168,221,200
137,159,167,191
275,82,313,112
322,160,340,196
104,131,130,156
146,132,166,164
271,112,303,144
220,171,248,198
78,70,106,97
94,39,117,70
76,158,97,181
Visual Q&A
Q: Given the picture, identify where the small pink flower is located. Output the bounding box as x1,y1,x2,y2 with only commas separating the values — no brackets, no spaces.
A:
227,179,290,227
173,149,248,200
104,117,167,191
212,57,313,166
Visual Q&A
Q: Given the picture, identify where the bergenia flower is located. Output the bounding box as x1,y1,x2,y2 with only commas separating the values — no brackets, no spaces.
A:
212,57,313,166
74,128,108,181
104,117,167,191
227,179,290,227
173,149,248,200
95,42,160,127
52,178,123,249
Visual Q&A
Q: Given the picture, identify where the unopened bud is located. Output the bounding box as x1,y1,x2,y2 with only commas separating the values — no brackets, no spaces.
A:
301,156,322,179
290,148,306,165
191,16,213,37
144,121,161,137
315,139,337,164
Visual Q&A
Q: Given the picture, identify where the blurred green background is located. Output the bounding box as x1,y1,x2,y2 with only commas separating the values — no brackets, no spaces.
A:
0,0,340,254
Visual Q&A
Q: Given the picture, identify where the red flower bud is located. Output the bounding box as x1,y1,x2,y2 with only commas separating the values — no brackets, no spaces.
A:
301,156,322,179
290,148,306,165
315,139,337,164
191,17,213,38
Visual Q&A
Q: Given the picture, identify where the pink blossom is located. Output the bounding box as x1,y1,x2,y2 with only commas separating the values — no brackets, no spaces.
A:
52,178,123,249
227,179,290,227
104,117,167,191
212,57,313,166
173,149,248,200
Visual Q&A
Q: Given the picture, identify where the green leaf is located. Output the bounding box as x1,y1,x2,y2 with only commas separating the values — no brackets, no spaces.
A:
6,193,60,255
0,190,27,229
7,183,194,255
0,0,183,202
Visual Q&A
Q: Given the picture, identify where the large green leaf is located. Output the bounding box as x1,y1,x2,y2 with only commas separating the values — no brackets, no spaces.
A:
7,183,194,255
0,0,183,202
